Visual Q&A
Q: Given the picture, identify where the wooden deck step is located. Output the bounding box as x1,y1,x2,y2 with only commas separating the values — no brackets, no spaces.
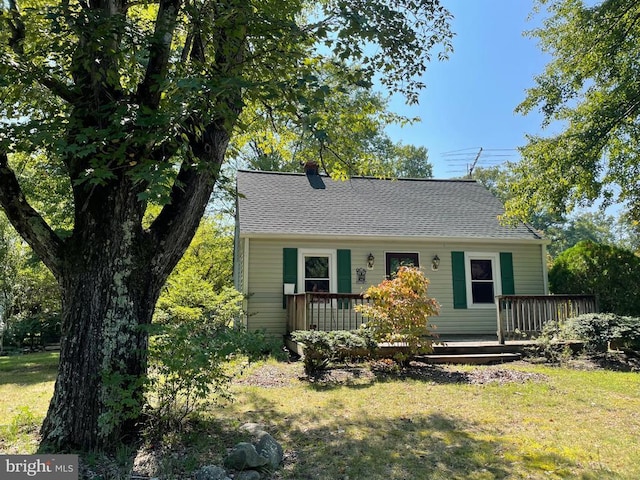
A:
432,344,526,355
419,352,522,365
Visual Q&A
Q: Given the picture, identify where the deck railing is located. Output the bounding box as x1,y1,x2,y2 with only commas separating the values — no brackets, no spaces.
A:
286,293,370,332
496,294,598,344
287,292,599,342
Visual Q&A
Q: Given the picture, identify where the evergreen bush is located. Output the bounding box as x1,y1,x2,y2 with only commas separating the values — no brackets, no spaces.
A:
549,240,640,316
291,328,378,374
536,313,640,355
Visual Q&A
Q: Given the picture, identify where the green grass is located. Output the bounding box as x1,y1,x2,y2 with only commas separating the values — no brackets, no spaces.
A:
0,351,59,453
214,360,640,480
1,353,639,479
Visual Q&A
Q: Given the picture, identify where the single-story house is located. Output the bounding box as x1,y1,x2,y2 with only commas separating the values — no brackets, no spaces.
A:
234,166,550,337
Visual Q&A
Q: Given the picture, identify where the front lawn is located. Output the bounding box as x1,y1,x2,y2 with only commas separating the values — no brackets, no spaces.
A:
1,352,638,479
220,359,640,479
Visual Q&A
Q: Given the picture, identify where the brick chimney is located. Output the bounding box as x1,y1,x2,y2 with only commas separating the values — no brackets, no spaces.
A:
303,160,319,176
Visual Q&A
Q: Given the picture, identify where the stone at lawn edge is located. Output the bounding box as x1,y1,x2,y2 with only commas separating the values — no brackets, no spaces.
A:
194,465,231,480
234,470,262,480
224,442,270,470
255,431,284,469
238,422,284,469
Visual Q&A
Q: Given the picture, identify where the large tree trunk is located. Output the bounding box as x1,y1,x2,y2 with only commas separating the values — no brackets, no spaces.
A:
41,261,155,449
36,149,222,450
0,125,228,451
39,185,159,449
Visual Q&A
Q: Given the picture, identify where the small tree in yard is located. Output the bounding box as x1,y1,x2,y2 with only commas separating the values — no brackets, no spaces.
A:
356,266,439,361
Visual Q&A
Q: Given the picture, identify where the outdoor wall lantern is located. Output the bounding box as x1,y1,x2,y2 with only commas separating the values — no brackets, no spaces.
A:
431,254,440,271
367,252,375,269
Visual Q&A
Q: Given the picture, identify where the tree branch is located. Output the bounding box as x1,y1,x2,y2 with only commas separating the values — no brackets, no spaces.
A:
179,0,206,64
148,0,247,284
4,57,77,104
2,0,77,103
5,0,25,54
148,126,226,282
137,0,181,110
0,152,64,279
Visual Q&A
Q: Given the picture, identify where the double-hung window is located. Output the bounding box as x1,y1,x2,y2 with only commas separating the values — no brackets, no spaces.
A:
298,249,337,294
465,252,501,307
304,256,330,292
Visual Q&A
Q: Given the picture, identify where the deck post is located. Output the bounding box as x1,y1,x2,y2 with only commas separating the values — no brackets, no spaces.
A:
286,293,310,333
496,296,505,344
286,295,292,333
297,294,308,330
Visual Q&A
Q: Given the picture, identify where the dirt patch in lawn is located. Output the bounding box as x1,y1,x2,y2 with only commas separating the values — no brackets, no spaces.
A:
554,351,640,372
374,360,548,385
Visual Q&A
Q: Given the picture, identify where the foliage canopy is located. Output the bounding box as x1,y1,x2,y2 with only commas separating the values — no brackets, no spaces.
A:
508,0,640,229
235,87,434,179
473,165,636,256
1,0,452,200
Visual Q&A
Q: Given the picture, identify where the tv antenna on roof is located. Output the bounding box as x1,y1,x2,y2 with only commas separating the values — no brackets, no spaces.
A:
467,147,482,178
443,147,516,177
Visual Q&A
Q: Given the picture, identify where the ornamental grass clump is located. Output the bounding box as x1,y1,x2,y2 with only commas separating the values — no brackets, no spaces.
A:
355,266,439,361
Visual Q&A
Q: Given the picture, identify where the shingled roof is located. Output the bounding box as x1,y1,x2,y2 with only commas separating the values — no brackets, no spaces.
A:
236,170,543,241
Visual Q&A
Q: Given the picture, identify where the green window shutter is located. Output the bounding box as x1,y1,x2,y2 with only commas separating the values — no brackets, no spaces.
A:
283,248,297,308
500,252,515,295
337,249,351,309
451,251,467,309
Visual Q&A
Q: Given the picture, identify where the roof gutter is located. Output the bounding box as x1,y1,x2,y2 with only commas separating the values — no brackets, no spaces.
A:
238,232,551,245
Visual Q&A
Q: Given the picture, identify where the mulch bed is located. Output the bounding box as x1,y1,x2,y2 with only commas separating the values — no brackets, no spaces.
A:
234,360,548,388
234,362,303,388
235,350,639,388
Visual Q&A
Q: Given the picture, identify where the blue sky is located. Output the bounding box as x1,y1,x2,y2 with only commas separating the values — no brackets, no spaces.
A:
386,1,551,178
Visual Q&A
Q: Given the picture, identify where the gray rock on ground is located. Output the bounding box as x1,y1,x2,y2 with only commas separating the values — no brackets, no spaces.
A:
254,431,284,469
194,465,231,480
239,423,266,437
224,442,270,470
234,470,263,480
236,423,284,469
